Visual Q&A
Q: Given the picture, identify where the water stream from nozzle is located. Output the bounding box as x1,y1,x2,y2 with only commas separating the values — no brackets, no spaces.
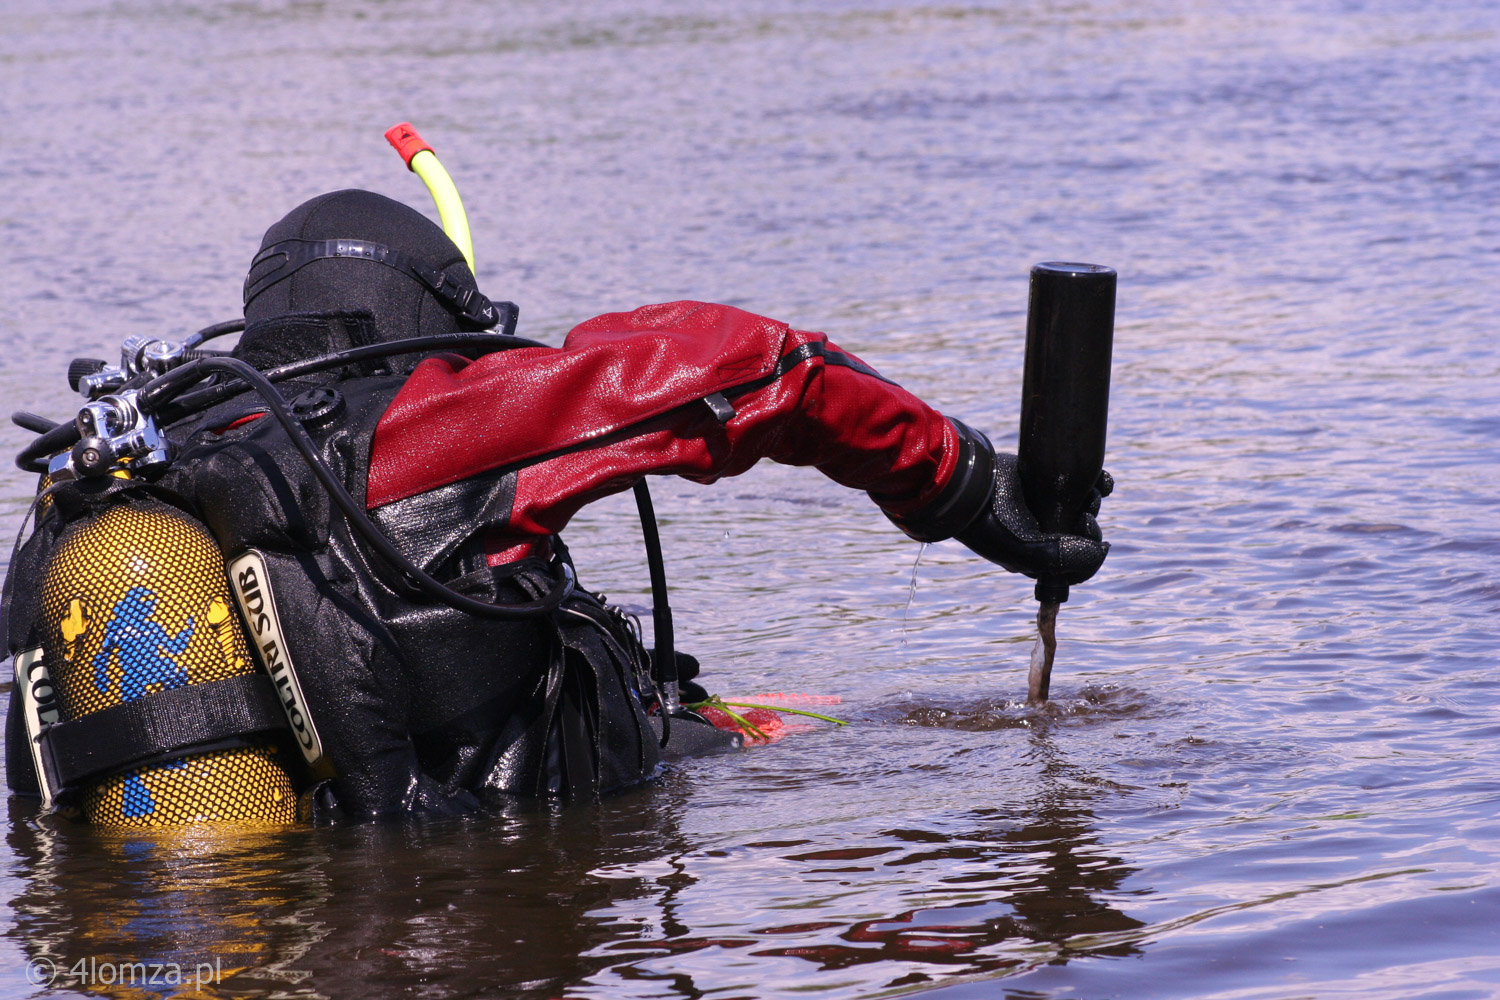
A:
901,543,927,643
1028,600,1059,704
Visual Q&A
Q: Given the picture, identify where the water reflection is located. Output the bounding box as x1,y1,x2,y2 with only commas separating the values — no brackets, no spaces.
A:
6,788,695,998
6,798,329,997
7,721,1143,998
577,717,1144,997
288,795,692,998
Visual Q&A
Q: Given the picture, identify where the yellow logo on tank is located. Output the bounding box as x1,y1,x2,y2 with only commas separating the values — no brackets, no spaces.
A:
41,501,296,827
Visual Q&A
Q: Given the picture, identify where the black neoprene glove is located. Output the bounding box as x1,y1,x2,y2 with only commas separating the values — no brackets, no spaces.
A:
954,455,1112,585
879,419,1113,587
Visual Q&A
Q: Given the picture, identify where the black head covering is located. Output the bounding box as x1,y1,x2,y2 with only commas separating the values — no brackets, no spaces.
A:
238,189,483,370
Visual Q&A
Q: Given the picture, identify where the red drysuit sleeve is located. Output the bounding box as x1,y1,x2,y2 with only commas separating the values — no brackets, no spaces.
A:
367,301,959,546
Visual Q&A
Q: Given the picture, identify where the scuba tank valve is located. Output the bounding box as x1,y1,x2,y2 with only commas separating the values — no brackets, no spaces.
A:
48,331,240,481
51,390,172,482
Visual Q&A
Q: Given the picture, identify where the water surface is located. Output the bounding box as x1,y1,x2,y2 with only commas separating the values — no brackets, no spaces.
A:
1,1,1498,997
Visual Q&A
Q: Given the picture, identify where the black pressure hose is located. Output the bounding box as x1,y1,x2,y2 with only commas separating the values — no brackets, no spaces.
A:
139,356,576,620
159,330,549,422
17,329,675,642
633,480,676,745
16,422,80,474
185,317,247,347
13,331,548,473
11,412,59,435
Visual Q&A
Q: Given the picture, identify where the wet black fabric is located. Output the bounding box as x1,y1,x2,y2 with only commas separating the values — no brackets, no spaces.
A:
241,190,480,374
3,512,52,795
649,712,742,760
152,374,664,819
3,364,683,818
4,684,36,796
233,311,391,376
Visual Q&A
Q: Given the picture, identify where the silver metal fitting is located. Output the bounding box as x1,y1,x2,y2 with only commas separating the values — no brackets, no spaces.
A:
75,336,194,400
49,388,172,481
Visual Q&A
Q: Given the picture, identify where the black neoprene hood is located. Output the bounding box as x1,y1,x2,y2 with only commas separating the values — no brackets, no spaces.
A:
240,189,481,365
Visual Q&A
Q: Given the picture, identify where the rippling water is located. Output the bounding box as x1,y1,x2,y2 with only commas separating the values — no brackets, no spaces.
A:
2,1,1498,997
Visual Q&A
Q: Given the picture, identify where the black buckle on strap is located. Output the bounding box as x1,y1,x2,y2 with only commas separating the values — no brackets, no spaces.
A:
41,673,292,792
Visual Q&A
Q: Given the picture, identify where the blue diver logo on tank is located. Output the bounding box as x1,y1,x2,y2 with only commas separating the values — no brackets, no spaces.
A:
90,586,195,817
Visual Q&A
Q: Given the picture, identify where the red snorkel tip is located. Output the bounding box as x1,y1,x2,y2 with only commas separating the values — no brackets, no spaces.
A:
384,122,433,170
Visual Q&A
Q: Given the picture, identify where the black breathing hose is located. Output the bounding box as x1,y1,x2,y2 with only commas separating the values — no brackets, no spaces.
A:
160,331,548,421
11,412,60,435
16,422,80,474
186,317,246,346
13,331,548,473
140,356,575,620
632,481,677,745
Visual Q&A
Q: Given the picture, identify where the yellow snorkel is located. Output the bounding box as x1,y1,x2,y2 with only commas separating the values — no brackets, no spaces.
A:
384,123,476,273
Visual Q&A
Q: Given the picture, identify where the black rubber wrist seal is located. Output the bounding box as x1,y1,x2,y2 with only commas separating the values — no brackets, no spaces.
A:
879,418,996,543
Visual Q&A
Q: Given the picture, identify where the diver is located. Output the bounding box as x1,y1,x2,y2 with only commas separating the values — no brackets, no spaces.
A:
4,187,1110,824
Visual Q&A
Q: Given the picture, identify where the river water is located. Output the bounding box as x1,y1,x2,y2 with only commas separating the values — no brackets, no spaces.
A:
2,1,1498,997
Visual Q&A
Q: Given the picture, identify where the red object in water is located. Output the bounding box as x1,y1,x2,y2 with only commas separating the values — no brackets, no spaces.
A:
695,694,843,743
698,705,788,743
743,692,843,706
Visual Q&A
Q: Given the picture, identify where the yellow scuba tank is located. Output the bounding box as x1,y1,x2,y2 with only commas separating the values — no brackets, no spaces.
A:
37,499,296,827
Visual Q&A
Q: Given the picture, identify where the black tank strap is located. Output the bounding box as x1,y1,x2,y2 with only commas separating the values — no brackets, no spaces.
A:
43,673,290,791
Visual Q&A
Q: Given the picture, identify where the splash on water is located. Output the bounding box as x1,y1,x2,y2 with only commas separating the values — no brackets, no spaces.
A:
885,683,1154,730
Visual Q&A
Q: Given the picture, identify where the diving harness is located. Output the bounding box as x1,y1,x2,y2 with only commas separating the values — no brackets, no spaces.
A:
8,126,687,825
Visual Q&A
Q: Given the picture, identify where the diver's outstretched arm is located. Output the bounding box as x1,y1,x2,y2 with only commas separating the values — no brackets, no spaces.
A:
367,300,1107,581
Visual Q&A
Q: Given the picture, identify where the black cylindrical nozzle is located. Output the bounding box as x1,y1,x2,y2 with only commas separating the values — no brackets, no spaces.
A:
1016,262,1116,604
